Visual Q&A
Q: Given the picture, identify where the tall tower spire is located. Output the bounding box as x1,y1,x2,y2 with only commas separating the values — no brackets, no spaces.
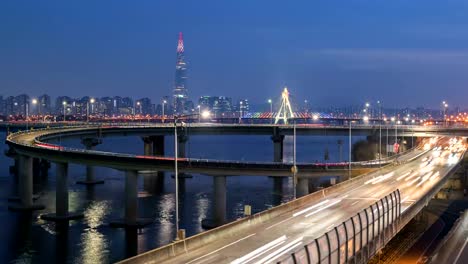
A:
173,32,188,114
177,32,184,53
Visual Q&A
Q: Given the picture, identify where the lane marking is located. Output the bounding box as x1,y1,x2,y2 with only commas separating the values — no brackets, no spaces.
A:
454,238,468,264
292,200,329,217
265,216,294,230
230,235,287,264
253,237,303,264
396,171,412,181
351,201,360,206
186,233,256,264
305,199,342,218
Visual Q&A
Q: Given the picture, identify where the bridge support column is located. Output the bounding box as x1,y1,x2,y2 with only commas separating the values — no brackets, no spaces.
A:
142,136,165,194
296,178,309,198
142,137,153,156
77,138,104,185
178,134,188,158
41,162,83,221
202,176,227,229
271,135,285,162
110,170,152,228
8,155,45,211
151,135,165,156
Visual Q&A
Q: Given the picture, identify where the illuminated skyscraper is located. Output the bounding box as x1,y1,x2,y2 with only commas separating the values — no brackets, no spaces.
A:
173,32,188,114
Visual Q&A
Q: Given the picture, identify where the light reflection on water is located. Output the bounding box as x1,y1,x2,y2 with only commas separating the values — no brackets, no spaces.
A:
153,193,175,245
0,133,358,263
74,201,110,264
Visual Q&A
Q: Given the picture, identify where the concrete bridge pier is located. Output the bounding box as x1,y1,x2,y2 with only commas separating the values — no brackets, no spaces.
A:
142,135,166,194
296,178,309,198
202,175,227,229
41,162,83,221
271,134,285,203
8,155,45,211
39,159,50,178
110,170,152,228
77,138,104,185
151,135,165,156
178,134,188,158
271,134,285,163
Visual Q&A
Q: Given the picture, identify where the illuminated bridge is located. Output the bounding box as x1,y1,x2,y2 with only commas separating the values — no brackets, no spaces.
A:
4,124,468,263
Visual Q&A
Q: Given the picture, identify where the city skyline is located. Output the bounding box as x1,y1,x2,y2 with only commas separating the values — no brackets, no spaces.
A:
1,1,468,108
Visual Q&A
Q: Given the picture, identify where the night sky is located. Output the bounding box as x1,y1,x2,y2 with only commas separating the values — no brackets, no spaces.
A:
1,0,468,108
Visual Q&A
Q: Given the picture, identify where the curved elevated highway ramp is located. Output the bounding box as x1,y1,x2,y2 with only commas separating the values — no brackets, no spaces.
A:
119,137,466,264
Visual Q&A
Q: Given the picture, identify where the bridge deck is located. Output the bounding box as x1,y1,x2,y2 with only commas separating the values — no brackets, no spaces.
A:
6,126,424,177
119,137,466,263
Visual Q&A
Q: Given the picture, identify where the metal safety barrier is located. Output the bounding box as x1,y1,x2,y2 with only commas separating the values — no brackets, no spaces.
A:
277,189,401,264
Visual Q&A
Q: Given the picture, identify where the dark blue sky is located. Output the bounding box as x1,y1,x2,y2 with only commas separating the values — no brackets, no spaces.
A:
1,0,468,108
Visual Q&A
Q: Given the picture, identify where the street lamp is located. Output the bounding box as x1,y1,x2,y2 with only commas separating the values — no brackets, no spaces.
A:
87,98,95,123
137,101,141,114
162,100,167,123
173,111,210,240
197,105,201,123
442,101,448,127
293,119,297,199
268,99,272,124
377,100,382,167
62,101,67,122
348,120,353,180
239,101,243,124
201,110,211,119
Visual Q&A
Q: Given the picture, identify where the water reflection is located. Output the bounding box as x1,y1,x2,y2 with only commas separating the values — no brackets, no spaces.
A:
194,193,209,233
0,132,356,263
154,193,175,245
74,201,110,264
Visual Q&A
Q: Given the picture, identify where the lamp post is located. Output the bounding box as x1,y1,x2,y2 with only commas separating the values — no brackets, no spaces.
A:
239,101,243,124
442,101,448,127
377,100,382,167
268,99,272,124
162,100,167,123
349,120,352,180
62,101,67,122
173,111,210,240
87,98,95,123
293,119,297,199
174,117,180,239
197,105,201,123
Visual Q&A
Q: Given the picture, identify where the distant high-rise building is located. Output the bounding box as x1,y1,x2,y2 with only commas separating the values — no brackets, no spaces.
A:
238,99,249,117
136,97,152,115
198,96,233,116
55,96,72,115
37,94,51,114
173,32,189,114
0,96,4,115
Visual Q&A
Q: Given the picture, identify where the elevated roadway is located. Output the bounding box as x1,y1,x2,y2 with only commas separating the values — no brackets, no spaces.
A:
119,136,466,263
6,125,425,177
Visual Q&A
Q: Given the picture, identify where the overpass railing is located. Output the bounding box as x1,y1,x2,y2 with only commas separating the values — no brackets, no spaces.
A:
277,190,401,264
276,149,467,264
6,125,426,170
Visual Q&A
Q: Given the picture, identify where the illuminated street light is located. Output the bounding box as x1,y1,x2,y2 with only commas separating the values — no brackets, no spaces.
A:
312,114,319,121
162,100,167,123
442,101,449,127
201,110,211,119
87,98,95,123
363,116,369,122
62,101,67,122
268,99,272,124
